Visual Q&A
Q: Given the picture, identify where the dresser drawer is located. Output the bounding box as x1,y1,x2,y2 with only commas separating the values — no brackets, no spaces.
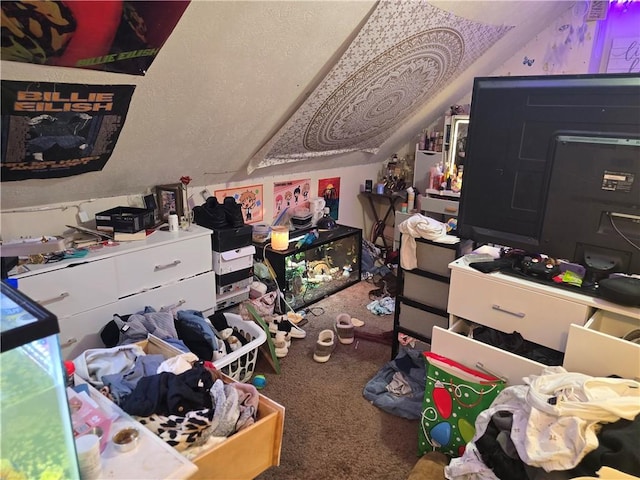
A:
447,268,589,351
17,259,118,317
564,310,640,380
431,320,547,386
403,271,449,311
414,240,457,277
419,195,459,217
59,272,216,360
117,271,216,315
397,300,447,338
115,235,211,297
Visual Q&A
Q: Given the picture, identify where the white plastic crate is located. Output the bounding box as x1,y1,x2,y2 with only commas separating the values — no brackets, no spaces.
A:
212,312,266,383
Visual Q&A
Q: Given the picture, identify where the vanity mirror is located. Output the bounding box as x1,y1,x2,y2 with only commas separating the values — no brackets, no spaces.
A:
447,114,469,175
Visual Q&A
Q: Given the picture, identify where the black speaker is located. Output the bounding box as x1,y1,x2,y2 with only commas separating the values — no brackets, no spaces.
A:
365,180,373,192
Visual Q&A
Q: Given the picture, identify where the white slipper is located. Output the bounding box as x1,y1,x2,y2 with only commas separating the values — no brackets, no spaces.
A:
269,317,306,339
351,317,365,327
274,332,289,358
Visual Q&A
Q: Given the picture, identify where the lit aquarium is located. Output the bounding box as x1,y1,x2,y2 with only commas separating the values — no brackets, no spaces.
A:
1,281,80,480
259,225,362,310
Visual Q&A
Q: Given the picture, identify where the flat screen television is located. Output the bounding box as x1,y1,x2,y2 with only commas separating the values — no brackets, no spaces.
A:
457,73,640,277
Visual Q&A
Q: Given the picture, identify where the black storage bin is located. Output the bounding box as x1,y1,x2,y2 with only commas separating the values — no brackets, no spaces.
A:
211,225,253,252
95,207,155,233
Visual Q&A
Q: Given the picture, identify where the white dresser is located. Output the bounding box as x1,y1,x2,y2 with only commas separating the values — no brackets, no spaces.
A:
10,225,215,360
431,258,640,385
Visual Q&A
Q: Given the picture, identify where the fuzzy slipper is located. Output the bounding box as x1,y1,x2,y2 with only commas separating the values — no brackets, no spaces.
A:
313,329,335,363
351,317,365,327
335,313,355,345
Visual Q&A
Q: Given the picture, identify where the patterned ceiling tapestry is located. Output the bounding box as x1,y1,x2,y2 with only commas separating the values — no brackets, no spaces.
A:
248,0,514,173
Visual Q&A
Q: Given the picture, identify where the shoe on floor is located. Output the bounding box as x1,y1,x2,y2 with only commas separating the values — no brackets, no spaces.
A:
269,316,306,339
271,330,291,348
313,329,335,363
274,332,289,358
335,313,355,345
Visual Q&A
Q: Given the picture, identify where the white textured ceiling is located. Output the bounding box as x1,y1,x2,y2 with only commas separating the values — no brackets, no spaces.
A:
0,1,571,209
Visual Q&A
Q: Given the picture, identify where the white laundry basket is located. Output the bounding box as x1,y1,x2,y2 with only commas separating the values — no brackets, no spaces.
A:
212,312,266,383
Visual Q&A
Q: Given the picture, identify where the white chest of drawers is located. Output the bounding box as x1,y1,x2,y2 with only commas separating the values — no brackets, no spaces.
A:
431,258,640,385
10,225,215,360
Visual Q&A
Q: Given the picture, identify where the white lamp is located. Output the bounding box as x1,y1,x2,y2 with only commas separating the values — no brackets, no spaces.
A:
271,226,290,251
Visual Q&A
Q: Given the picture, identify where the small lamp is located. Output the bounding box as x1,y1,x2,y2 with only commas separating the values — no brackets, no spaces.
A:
271,226,290,251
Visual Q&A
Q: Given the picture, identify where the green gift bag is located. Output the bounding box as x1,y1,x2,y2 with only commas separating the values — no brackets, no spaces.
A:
418,352,506,458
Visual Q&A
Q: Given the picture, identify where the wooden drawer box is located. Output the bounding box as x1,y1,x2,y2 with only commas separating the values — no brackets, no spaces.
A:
564,310,640,381
141,336,285,479
447,267,589,351
191,394,284,480
397,300,448,338
431,320,548,386
402,271,449,311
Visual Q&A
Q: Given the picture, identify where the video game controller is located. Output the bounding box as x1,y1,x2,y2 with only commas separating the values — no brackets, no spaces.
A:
521,256,560,279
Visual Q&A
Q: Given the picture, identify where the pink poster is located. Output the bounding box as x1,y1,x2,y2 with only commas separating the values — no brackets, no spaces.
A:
273,178,311,219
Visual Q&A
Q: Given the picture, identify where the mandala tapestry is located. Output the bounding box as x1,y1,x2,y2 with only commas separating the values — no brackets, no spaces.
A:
248,0,513,173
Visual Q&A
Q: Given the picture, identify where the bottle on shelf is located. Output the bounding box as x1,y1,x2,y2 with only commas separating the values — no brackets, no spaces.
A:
407,187,415,212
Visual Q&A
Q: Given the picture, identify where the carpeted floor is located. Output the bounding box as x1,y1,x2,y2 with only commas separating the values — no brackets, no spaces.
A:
235,280,422,480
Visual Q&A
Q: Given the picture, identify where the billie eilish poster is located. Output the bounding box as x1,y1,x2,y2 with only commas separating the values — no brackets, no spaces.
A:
1,1,190,75
1,80,135,181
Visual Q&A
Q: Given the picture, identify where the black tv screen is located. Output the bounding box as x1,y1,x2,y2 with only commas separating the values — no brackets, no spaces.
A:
457,73,640,274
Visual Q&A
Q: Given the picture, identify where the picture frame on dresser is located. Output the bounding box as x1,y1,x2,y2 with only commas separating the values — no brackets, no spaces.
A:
155,183,184,221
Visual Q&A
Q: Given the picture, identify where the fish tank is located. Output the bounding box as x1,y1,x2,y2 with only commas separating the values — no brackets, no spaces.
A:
1,281,80,480
257,225,362,310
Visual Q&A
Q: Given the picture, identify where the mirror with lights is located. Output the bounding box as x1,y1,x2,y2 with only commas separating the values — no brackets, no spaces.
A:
446,115,469,174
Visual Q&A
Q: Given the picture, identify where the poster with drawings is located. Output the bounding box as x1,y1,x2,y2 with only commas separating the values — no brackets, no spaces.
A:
273,178,310,220
214,184,263,224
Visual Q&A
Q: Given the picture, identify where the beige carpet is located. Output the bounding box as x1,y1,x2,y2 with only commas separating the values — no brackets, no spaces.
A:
235,280,422,480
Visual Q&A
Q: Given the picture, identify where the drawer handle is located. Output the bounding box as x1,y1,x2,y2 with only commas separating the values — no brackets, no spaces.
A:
38,292,70,305
444,206,458,213
492,304,525,318
60,337,78,348
160,299,186,311
154,260,181,271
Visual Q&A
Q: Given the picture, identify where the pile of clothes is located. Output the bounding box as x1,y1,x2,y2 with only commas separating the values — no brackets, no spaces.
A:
445,366,640,480
72,309,260,454
100,307,250,365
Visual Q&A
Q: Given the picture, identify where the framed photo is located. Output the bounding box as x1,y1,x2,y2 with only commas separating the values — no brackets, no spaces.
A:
155,183,184,221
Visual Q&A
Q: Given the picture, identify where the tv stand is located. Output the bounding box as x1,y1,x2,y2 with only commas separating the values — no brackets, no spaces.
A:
430,258,640,385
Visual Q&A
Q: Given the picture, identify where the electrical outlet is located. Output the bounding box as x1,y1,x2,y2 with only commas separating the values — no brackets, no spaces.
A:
77,209,90,223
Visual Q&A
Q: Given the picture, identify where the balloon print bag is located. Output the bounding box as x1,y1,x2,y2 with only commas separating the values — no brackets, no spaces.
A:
418,352,505,458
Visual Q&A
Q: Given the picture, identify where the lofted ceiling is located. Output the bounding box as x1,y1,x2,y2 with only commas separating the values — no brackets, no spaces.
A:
0,0,575,210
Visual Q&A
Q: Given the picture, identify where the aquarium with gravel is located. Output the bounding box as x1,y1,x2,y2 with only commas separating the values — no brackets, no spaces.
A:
1,283,80,480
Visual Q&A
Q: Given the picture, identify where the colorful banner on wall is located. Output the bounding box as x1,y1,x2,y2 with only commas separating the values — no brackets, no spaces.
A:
1,80,135,181
1,1,190,75
318,177,340,220
214,184,264,224
273,178,311,220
